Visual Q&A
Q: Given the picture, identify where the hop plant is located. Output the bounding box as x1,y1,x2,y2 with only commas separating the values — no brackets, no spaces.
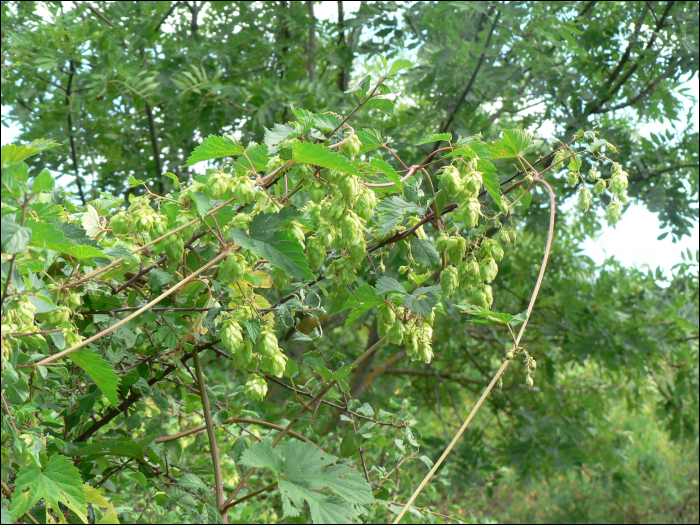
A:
244,374,268,401
233,176,256,205
152,214,169,237
339,174,361,201
468,284,493,310
271,267,291,291
440,266,459,297
219,252,247,285
461,198,481,229
207,170,231,200
231,341,254,370
66,293,81,310
566,171,580,187
595,179,607,195
386,322,405,345
309,181,326,202
338,211,364,248
134,207,156,232
462,167,483,196
164,234,185,263
110,211,131,234
326,257,357,286
307,237,326,270
610,167,629,195
263,351,287,378
317,222,336,247
479,256,498,284
17,296,37,326
377,304,396,336
445,236,467,265
281,220,306,247
37,305,71,326
229,212,252,230
481,238,504,261
266,156,287,174
257,328,280,358
605,200,622,226
341,133,362,159
577,188,592,212
588,168,599,182
440,165,463,195
458,258,481,288
220,319,244,352
174,212,198,239
349,239,367,267
355,187,377,221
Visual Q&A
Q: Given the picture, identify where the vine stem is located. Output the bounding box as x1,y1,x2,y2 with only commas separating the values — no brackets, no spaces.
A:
191,341,225,518
30,246,234,368
221,336,389,515
393,176,556,523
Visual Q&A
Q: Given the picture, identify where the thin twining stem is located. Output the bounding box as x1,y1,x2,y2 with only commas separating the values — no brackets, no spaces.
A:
393,176,556,524
30,246,233,367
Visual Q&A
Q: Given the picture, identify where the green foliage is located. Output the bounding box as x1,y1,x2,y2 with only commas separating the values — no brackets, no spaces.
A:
1,2,698,524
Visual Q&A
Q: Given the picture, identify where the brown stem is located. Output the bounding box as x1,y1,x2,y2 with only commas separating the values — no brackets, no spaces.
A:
394,174,557,523
191,347,225,513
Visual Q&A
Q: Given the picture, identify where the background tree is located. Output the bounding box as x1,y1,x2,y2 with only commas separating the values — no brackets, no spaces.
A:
1,1,698,523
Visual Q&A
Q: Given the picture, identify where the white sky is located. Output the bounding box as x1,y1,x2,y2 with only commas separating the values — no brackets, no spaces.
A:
2,0,698,278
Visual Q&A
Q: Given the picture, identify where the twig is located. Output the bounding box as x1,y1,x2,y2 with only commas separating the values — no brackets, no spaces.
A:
393,174,557,523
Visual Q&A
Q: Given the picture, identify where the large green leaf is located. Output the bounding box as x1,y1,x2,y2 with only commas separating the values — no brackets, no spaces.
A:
355,128,384,154
487,129,533,159
25,220,105,259
412,238,440,267
343,285,386,327
1,139,61,167
292,141,360,176
368,156,403,189
68,349,120,407
69,439,145,460
229,229,314,281
184,135,244,167
10,453,87,522
1,217,32,254
414,132,452,146
239,440,374,524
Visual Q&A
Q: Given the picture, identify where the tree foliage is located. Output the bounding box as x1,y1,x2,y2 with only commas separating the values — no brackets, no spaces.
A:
1,2,698,524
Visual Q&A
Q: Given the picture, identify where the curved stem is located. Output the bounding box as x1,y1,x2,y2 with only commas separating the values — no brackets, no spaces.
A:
192,348,225,515
393,176,556,524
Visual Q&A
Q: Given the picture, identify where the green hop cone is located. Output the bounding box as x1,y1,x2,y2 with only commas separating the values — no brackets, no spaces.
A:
317,222,336,247
481,238,504,261
378,304,396,327
355,188,377,221
309,181,326,202
500,230,511,245
266,156,287,174
459,258,482,288
66,293,81,311
480,257,498,284
440,266,459,297
605,201,622,226
577,188,592,212
244,374,268,401
206,170,230,200
297,163,316,184
566,171,580,187
234,176,256,205
257,329,280,358
440,166,463,195
595,179,607,195
110,211,131,234
281,220,306,247
37,305,71,326
341,133,362,159
307,237,326,270
164,234,185,263
17,296,37,326
349,239,367,267
134,207,156,232
526,376,534,388
610,171,628,195
327,257,357,286
152,214,169,237
387,322,405,345
174,212,198,239
446,236,467,265
229,213,252,230
329,194,346,221
263,351,287,378
219,252,247,285
461,198,481,229
588,168,599,182
469,284,493,310
339,174,360,201
506,350,515,360
231,341,254,370
271,267,291,291
339,211,364,248
220,319,244,352
463,168,483,196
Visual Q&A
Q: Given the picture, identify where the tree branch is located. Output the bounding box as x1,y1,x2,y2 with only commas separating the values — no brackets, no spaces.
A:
65,61,87,204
